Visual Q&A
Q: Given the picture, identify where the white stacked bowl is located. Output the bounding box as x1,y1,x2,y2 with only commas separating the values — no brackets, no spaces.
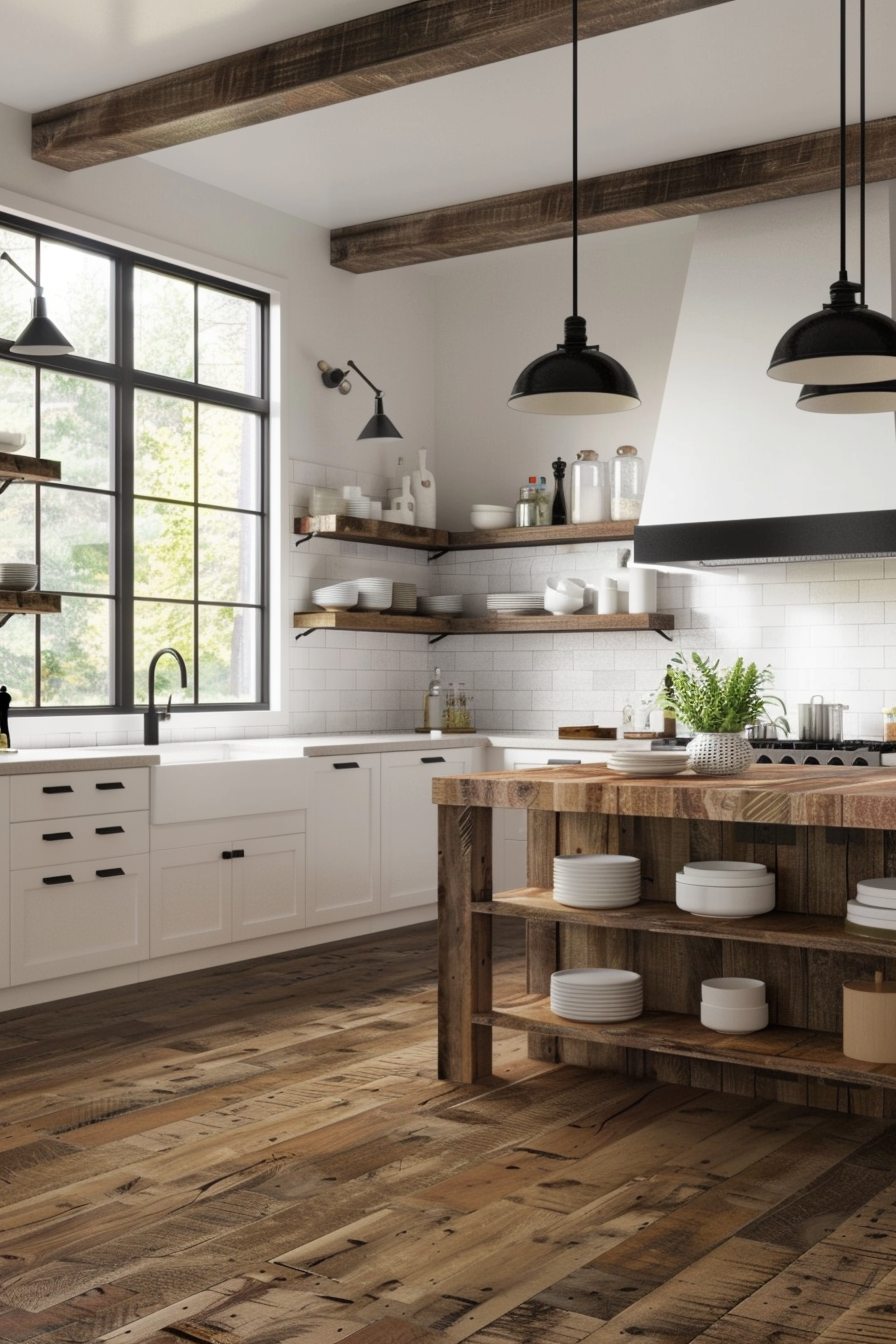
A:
700,977,769,1033
0,563,39,591
553,853,641,908
550,968,643,1022
676,860,775,919
312,581,358,610
846,878,896,936
356,577,393,611
419,594,464,615
471,504,514,530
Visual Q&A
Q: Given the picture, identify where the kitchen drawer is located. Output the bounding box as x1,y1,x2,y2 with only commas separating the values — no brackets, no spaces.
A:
11,854,149,984
12,768,149,823
10,811,149,871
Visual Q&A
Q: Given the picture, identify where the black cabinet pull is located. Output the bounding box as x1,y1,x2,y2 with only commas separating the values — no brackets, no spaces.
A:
548,758,580,765
333,761,360,769
232,848,245,858
43,874,74,885
96,867,125,878
421,756,446,763
42,831,73,842
96,825,125,835
96,781,125,790
222,851,233,860
42,784,73,794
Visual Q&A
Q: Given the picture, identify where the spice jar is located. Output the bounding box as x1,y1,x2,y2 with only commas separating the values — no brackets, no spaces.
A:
610,445,645,522
515,486,538,528
884,707,896,741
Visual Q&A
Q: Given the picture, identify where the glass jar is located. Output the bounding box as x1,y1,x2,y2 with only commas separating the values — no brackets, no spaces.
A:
570,450,609,523
443,682,474,731
610,445,645,522
884,707,896,741
515,486,538,527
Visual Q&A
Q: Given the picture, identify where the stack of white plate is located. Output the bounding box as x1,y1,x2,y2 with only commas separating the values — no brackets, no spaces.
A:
344,497,372,518
390,582,417,613
419,594,463,615
553,853,641,908
606,750,689,777
846,878,896,938
487,592,545,615
311,581,358,611
310,487,346,516
356,577,393,611
0,563,38,591
550,968,643,1022
676,860,775,918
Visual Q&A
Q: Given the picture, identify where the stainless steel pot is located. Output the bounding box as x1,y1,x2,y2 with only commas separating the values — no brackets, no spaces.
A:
798,696,849,742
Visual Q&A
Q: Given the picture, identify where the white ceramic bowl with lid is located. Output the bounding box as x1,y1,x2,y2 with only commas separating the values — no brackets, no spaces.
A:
701,977,767,1008
700,1000,769,1034
676,874,775,918
680,860,771,888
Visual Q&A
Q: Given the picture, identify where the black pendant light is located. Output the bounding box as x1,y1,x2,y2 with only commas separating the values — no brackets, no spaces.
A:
769,0,896,388
508,0,639,415
797,0,896,413
1,251,74,356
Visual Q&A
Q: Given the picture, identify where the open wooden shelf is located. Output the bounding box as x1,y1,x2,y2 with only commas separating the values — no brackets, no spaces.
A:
476,994,896,1090
294,514,636,552
0,451,61,488
477,890,896,957
292,610,446,635
294,610,673,637
0,591,61,617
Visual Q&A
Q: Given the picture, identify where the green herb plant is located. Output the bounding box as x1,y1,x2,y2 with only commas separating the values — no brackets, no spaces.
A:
658,652,788,734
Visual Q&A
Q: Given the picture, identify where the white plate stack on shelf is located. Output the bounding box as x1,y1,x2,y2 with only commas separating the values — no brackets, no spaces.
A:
0,563,38,592
418,594,463,615
311,581,358,611
550,968,643,1022
390,582,417,613
552,853,641,908
700,977,769,1034
846,878,896,938
606,749,689,777
676,860,776,919
343,486,372,518
487,592,544,615
309,487,346,516
356,577,393,611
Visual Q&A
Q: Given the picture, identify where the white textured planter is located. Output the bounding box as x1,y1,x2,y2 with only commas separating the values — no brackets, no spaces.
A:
687,732,754,777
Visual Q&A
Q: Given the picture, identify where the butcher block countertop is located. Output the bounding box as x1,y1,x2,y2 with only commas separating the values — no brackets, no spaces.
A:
432,762,896,829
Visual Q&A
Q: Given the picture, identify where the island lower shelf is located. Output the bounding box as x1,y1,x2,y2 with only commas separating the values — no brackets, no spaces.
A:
478,994,896,1090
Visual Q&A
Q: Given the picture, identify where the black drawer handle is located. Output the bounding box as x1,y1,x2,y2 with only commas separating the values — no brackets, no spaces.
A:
42,831,73,842
96,825,125,835
96,867,125,878
548,758,580,765
96,781,125,790
222,851,232,859
43,874,74,885
333,761,360,769
42,785,73,795
232,848,245,858
422,756,445,763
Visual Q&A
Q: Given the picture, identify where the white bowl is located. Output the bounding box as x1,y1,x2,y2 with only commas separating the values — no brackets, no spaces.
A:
544,588,582,615
0,563,38,591
700,1001,769,1034
701,977,767,1009
676,875,775,919
546,574,587,595
680,860,770,888
470,506,514,530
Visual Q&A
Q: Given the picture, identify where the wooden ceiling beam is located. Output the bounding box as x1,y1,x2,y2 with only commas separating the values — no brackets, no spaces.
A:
329,115,896,272
32,0,731,172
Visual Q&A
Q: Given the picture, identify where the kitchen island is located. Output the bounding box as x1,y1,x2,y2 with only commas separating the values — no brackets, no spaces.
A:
434,763,896,1116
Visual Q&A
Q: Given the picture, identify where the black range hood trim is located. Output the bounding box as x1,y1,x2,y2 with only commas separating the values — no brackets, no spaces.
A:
633,510,896,567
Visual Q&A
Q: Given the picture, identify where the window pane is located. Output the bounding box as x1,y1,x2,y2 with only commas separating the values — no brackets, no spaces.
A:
40,241,112,363
0,613,36,708
41,488,112,595
133,601,194,705
134,268,194,381
134,390,194,502
41,597,113,706
0,360,35,451
198,404,260,510
41,373,112,490
134,499,193,600
198,509,260,604
198,605,258,703
0,482,35,562
198,286,261,395
0,227,35,347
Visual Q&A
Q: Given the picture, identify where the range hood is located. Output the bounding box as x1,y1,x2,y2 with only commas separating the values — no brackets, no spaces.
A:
634,186,896,568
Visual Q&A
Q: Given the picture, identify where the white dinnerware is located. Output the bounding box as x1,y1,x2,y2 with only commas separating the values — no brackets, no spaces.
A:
700,1001,769,1034
550,967,643,1022
470,505,515,530
701,977,767,1009
0,563,39,591
676,860,775,918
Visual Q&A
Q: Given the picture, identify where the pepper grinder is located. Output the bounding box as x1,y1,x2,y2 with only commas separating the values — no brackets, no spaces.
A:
0,684,11,750
551,457,568,525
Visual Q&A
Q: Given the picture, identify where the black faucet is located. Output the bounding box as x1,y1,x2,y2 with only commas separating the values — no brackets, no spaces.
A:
144,647,188,745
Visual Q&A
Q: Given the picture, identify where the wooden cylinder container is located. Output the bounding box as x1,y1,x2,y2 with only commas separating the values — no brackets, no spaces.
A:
843,971,896,1063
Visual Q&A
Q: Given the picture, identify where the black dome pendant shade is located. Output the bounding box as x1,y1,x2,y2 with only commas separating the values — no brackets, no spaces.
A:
797,379,896,413
508,0,639,416
769,0,896,389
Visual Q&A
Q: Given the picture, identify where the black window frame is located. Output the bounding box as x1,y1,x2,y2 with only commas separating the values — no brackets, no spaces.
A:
0,210,270,716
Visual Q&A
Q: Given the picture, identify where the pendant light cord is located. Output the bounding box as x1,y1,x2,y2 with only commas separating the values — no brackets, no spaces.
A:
840,0,847,282
572,0,578,318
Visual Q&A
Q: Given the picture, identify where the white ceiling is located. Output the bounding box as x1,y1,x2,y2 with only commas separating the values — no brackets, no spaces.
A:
2,0,896,231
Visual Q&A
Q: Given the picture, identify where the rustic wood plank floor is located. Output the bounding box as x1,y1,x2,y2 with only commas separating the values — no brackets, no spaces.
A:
1,923,895,1344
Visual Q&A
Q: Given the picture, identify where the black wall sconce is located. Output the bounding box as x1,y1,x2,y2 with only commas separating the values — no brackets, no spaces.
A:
1,251,74,356
318,359,403,440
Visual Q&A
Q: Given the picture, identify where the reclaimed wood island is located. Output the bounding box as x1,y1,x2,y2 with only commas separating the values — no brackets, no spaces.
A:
434,762,896,1116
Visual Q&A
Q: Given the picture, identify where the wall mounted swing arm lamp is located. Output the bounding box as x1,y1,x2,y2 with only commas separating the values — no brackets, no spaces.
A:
317,357,403,440
0,251,74,356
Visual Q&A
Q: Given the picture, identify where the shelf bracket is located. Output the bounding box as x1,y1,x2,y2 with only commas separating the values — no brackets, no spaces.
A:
0,612,14,629
0,477,23,497
428,633,450,645
295,530,318,548
294,628,317,639
427,549,448,563
656,629,673,642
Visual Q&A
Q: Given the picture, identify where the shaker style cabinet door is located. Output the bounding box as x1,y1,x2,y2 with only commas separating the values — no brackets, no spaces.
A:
231,834,306,941
381,750,474,912
150,844,232,957
306,755,380,926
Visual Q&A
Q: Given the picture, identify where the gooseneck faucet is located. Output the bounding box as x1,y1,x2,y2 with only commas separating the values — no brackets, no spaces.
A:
144,647,188,746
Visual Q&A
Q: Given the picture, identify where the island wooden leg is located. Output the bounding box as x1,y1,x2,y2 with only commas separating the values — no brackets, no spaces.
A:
526,809,560,1063
438,803,493,1082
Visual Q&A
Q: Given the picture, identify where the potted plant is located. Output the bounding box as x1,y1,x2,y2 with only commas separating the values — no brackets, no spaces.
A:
658,653,787,776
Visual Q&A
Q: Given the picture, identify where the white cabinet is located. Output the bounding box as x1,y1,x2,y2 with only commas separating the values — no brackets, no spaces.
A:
306,754,380,926
381,749,475,911
232,834,306,941
11,767,149,822
11,855,149,984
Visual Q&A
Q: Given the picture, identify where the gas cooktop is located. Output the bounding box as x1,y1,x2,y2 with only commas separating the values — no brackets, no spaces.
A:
650,737,892,766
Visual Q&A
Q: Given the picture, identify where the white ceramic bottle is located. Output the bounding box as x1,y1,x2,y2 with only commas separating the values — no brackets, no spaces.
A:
410,447,437,529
